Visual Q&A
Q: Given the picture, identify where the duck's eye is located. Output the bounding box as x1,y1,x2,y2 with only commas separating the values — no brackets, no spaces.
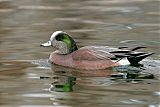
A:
55,33,64,41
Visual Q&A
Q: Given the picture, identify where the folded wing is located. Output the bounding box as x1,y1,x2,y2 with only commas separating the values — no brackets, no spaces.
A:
72,46,154,66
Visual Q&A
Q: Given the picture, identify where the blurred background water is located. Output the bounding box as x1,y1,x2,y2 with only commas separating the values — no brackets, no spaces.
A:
0,0,160,107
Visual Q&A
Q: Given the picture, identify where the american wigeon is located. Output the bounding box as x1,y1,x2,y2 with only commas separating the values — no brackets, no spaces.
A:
41,31,153,70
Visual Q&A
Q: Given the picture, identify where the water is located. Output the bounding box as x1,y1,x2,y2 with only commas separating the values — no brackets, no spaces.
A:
0,0,160,107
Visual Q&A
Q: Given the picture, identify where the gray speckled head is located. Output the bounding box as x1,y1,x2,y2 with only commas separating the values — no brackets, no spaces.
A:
41,31,78,54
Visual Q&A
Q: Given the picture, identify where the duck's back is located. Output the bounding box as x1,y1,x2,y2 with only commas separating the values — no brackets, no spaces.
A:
70,46,119,69
72,46,117,61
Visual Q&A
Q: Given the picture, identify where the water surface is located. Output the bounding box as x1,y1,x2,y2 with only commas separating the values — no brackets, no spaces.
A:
0,0,160,107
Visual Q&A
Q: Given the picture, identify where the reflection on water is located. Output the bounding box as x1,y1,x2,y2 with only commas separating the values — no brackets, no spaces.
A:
0,0,160,107
34,61,159,107
48,76,76,92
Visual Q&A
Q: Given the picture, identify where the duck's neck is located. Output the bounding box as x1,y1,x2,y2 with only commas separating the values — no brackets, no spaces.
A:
58,46,70,55
57,43,78,55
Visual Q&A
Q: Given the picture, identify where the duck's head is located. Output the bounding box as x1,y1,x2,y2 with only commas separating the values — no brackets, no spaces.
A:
41,31,78,54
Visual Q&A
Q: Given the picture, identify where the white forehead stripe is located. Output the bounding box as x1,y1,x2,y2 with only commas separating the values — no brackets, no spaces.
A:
50,31,64,40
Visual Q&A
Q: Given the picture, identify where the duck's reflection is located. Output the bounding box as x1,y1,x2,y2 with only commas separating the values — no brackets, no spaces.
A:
49,75,76,92
48,65,117,92
44,65,154,92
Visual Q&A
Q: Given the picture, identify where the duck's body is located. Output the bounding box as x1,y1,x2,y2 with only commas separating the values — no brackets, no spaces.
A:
41,31,153,70
49,46,121,70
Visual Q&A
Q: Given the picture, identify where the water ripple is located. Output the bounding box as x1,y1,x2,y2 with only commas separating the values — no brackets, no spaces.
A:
120,40,160,45
18,5,62,10
0,9,14,12
80,6,140,13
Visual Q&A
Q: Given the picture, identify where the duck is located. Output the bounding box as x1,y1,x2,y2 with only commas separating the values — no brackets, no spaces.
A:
41,31,153,70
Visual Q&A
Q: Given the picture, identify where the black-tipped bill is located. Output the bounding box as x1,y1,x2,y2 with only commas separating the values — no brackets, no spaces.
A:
40,41,52,47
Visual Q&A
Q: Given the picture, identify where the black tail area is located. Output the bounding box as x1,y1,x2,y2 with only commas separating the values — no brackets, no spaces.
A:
110,46,154,66
127,53,154,66
112,46,147,55
126,52,147,56
130,46,147,51
118,46,146,51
